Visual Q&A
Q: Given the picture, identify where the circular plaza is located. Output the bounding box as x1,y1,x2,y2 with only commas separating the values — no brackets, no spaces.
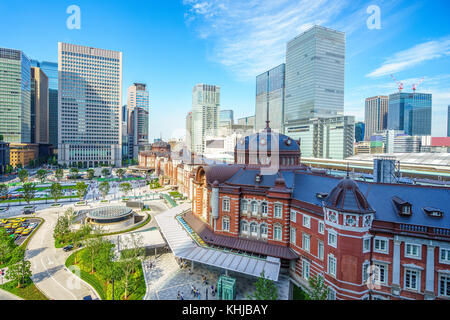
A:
84,206,136,232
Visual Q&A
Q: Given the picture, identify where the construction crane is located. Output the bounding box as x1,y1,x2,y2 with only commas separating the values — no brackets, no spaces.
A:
391,74,404,92
412,77,424,93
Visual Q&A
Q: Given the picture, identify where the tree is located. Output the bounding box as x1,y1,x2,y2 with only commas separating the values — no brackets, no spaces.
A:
119,233,144,299
73,224,92,264
70,167,79,179
5,258,32,288
22,183,36,205
119,183,132,198
0,228,17,265
36,169,47,184
248,271,278,300
54,208,74,244
18,169,28,183
75,182,88,201
101,168,110,178
98,181,110,200
116,168,125,180
85,229,105,273
306,274,329,300
50,182,63,204
54,168,64,182
86,169,95,181
0,183,8,203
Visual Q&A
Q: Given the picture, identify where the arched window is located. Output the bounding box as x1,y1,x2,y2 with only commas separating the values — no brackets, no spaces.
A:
251,201,258,216
250,222,258,237
274,224,282,241
222,216,230,232
261,202,268,217
241,221,249,234
260,223,268,239
274,204,283,219
241,200,248,213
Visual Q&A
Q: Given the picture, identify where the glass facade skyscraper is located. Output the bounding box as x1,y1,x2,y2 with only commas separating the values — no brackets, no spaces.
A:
31,60,58,148
284,26,345,126
219,109,234,128
255,64,285,132
387,92,432,136
447,105,450,137
364,96,388,141
127,83,149,159
30,67,49,144
58,43,122,167
0,48,31,143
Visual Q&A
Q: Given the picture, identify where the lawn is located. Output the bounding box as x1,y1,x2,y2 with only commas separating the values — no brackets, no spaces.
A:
0,196,78,203
0,279,48,300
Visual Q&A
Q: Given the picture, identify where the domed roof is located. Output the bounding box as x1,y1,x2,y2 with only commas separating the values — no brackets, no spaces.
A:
235,127,300,153
324,177,375,214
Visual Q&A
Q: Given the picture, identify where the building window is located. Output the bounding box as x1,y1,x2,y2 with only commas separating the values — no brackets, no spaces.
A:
222,217,230,232
374,263,387,285
222,198,230,212
274,225,282,241
318,221,324,234
327,288,336,300
303,215,311,228
328,255,337,277
250,222,258,237
241,221,248,234
241,200,248,213
261,224,268,239
362,263,369,283
439,274,450,297
274,204,283,219
363,238,371,253
251,201,258,216
303,233,310,252
290,227,296,244
261,202,268,217
374,238,389,254
290,210,296,223
318,241,324,260
302,260,310,280
439,248,450,264
404,269,420,291
328,230,337,248
405,243,421,259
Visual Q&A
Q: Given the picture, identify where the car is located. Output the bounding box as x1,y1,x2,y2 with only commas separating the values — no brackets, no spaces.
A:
63,245,74,252
21,229,32,236
15,227,24,234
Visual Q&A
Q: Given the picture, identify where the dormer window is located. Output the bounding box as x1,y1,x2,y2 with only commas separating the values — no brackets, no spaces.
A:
392,196,412,217
402,205,411,215
255,174,262,183
423,207,444,218
316,192,328,199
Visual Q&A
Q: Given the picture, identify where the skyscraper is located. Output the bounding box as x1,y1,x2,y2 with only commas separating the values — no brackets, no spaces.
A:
447,105,450,137
219,109,234,128
191,84,220,154
255,64,285,132
186,111,192,151
355,122,365,142
387,92,432,136
364,96,389,140
0,48,31,143
127,83,149,159
58,43,122,167
31,60,58,149
284,25,345,128
30,67,49,144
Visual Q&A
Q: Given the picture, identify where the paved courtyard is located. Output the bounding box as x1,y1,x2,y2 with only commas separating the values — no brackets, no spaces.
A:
143,253,290,300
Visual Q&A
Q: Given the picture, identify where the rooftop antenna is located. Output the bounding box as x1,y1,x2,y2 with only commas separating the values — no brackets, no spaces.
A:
412,77,424,93
265,76,271,130
346,162,350,178
390,74,404,93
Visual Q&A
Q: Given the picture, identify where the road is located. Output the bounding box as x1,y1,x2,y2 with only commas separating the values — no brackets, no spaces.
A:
0,289,22,300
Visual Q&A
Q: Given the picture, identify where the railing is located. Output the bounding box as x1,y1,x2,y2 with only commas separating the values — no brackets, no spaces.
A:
396,223,450,238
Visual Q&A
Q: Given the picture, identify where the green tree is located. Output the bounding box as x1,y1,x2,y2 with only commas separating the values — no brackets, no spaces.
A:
18,169,28,183
119,182,132,198
98,181,110,200
101,168,110,178
50,182,63,204
85,229,105,273
22,183,36,205
36,169,47,184
0,183,8,203
0,228,17,265
248,271,278,300
75,182,88,201
72,224,92,264
54,168,64,182
306,274,329,300
86,169,95,181
5,258,32,288
54,208,74,244
70,167,79,179
119,233,144,299
116,168,125,180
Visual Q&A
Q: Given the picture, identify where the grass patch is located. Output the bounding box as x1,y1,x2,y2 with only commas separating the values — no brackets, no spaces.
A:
0,279,48,300
1,196,78,203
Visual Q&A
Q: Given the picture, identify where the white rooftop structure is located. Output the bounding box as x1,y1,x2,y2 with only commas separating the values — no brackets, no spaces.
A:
346,153,450,167
155,203,281,281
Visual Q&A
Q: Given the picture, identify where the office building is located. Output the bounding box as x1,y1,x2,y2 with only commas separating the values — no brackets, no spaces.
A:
30,67,49,144
186,112,192,151
364,96,388,141
127,83,150,159
255,64,285,132
191,84,220,154
355,122,365,142
0,140,10,174
447,105,450,137
9,143,38,168
0,47,31,144
393,135,422,153
387,92,432,136
285,116,355,159
284,26,345,127
237,116,255,129
58,43,122,167
219,109,234,128
31,60,58,149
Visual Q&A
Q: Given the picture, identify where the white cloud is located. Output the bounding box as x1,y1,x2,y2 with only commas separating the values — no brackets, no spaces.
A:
366,37,450,78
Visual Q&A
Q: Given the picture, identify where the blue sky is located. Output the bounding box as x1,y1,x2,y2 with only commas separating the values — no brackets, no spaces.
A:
1,0,449,140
